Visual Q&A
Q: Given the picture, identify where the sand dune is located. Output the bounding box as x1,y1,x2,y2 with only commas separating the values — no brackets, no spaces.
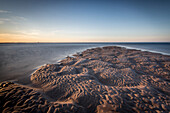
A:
1,46,170,113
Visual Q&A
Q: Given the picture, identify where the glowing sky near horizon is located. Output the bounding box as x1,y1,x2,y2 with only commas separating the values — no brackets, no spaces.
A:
0,0,170,42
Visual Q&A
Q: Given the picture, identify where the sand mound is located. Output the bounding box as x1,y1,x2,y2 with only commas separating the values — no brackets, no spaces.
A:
0,82,85,113
1,46,170,113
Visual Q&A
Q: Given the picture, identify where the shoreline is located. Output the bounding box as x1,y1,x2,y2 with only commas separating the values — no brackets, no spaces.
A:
1,44,169,83
33,44,170,73
30,44,170,81
1,46,170,113
117,45,170,56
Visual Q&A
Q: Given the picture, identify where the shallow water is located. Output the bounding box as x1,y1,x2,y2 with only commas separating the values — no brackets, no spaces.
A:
117,43,170,55
0,43,110,82
0,43,169,83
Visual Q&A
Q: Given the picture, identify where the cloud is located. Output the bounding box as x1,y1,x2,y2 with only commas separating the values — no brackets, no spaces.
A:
53,30,63,33
0,29,42,41
12,16,27,21
0,21,4,24
0,33,39,42
50,30,63,35
0,10,9,13
8,16,27,24
0,16,27,25
16,30,41,36
0,9,27,24
0,18,10,24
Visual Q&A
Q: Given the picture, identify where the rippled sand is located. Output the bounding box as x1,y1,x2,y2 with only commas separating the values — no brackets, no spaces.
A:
1,46,170,113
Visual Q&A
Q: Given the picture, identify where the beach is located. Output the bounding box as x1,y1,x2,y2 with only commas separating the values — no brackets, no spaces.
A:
0,46,170,113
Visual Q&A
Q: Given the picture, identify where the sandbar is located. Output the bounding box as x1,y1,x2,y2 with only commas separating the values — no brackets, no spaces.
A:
0,46,170,113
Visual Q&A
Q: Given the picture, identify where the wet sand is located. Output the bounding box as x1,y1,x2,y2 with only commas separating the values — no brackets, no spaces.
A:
0,46,170,113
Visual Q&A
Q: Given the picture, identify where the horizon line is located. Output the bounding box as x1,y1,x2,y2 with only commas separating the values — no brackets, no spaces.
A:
0,42,170,44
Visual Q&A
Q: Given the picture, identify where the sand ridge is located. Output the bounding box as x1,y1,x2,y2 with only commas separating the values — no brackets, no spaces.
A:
0,82,86,113
1,46,170,113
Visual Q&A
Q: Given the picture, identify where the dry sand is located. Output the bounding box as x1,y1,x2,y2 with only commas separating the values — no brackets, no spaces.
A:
0,46,170,113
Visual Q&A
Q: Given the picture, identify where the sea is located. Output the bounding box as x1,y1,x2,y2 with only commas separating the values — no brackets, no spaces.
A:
0,43,169,84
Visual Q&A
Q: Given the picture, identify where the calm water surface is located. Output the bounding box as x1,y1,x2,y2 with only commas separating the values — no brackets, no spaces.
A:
0,43,169,83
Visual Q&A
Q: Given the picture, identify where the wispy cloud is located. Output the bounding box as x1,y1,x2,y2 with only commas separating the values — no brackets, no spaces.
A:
0,18,10,24
9,16,27,24
0,16,27,25
12,16,27,21
0,29,42,40
0,33,40,42
50,30,63,35
16,29,41,36
0,10,10,13
53,30,63,33
0,29,41,39
0,9,27,25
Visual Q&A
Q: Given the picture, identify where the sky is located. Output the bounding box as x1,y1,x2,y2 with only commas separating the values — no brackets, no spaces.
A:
0,0,170,42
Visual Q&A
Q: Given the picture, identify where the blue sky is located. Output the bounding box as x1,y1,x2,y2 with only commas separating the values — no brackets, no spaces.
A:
0,0,170,42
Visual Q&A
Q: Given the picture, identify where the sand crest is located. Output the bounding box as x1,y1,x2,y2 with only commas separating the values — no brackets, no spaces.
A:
1,46,170,113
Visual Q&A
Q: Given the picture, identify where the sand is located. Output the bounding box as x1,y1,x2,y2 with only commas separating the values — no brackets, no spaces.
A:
0,46,170,113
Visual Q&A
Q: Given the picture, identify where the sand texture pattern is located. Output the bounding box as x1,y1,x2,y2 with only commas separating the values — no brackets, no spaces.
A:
0,82,85,113
1,46,170,113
